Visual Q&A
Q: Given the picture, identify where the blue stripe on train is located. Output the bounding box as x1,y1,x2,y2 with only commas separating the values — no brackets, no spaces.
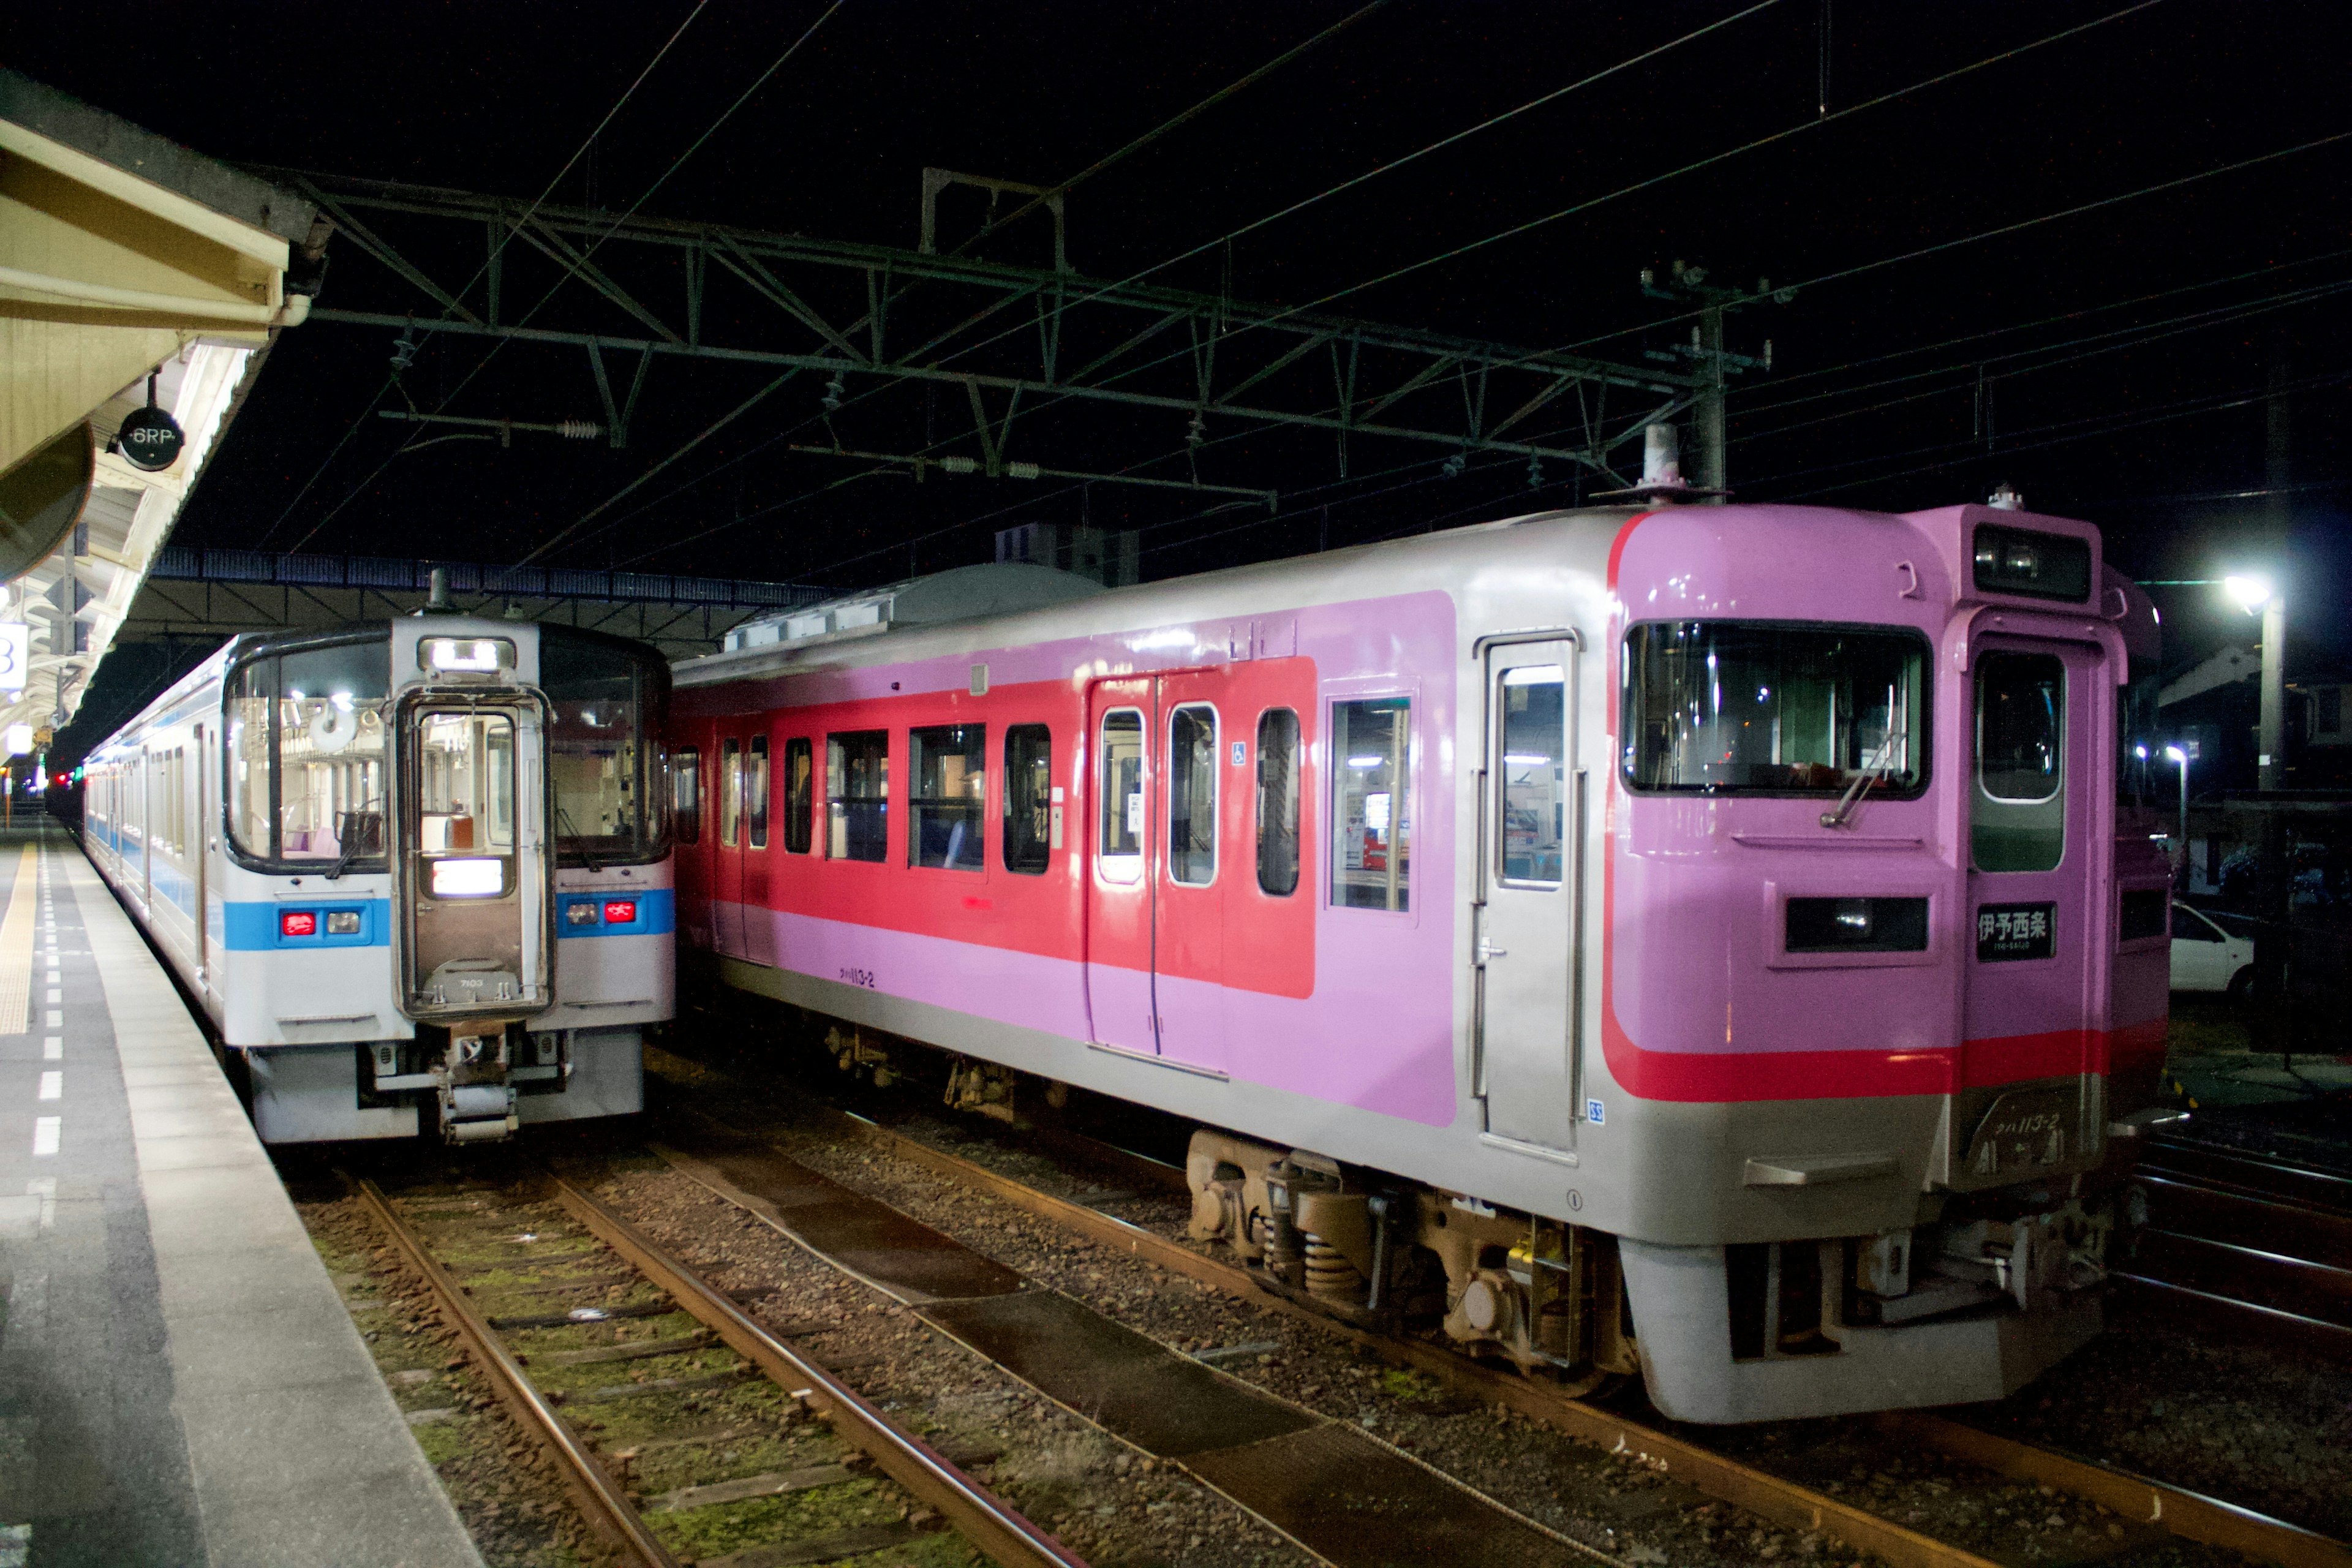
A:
557,887,674,938
222,899,391,949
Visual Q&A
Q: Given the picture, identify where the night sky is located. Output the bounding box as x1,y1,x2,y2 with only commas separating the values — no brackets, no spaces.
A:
12,1,2351,674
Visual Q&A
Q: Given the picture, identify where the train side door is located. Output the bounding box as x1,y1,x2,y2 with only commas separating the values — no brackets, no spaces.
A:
1477,639,1582,1152
1152,669,1230,1072
713,735,745,958
1959,635,2103,1158
1084,679,1158,1054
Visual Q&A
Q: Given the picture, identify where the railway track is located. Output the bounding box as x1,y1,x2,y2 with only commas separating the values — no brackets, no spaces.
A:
349,1167,1080,1568
2117,1137,2352,1365
640,1041,2352,1568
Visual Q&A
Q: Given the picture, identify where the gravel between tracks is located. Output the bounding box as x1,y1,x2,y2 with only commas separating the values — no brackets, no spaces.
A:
652,1032,2324,1568
589,1147,1313,1568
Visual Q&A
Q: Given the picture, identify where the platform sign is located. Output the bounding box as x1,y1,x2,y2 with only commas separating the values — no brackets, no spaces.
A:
116,405,185,472
0,624,26,693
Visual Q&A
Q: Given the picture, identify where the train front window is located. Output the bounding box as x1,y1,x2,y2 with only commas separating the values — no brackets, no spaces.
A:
543,629,667,864
1621,622,1927,796
230,636,391,865
417,710,517,897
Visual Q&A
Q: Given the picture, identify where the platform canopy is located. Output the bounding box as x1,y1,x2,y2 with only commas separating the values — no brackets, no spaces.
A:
0,69,323,765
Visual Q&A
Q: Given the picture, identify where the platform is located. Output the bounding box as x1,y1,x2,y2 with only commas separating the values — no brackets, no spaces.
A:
0,822,480,1567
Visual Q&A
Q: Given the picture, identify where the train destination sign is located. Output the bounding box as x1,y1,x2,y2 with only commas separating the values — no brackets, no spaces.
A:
1976,902,2056,962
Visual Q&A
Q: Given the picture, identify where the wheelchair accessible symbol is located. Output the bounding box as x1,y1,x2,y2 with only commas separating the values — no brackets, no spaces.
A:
1585,1098,1606,1126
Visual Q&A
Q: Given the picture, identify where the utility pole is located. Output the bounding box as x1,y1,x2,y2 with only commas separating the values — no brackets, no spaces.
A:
1638,262,1787,502
2259,360,2290,793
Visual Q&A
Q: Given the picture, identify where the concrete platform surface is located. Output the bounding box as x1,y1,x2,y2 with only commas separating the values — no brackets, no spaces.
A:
0,823,481,1567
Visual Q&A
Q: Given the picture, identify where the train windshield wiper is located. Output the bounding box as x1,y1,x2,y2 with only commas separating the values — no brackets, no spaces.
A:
1819,739,1897,829
558,807,607,871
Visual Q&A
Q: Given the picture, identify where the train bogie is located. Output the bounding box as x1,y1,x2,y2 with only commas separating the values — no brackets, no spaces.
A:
671,497,2168,1422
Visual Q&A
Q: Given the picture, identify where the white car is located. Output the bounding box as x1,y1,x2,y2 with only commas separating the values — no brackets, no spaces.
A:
2171,902,2255,997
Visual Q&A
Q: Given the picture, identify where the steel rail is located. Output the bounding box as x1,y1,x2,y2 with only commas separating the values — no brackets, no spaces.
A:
741,1096,2352,1568
660,1104,1994,1568
349,1175,686,1568
543,1169,1088,1568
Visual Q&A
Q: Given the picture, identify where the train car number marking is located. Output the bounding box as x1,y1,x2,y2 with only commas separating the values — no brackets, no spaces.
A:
839,967,878,990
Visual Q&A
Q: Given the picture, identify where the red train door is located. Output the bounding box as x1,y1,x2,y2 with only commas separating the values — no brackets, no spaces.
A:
714,734,744,958
1085,679,1157,1053
1153,668,1232,1073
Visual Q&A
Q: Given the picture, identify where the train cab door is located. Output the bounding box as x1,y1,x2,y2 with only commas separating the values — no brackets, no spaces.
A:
713,736,745,958
393,692,555,1022
1084,679,1159,1054
1476,638,1583,1153
1152,669,1231,1074
1958,634,2106,1175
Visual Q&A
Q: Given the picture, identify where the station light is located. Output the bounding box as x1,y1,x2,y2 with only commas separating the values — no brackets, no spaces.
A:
2222,575,2273,612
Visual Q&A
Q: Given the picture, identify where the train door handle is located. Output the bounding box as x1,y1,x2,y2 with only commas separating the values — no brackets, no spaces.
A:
1477,941,1508,962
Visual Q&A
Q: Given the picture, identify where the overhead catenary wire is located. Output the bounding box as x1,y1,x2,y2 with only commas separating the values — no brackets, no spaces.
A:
564,0,1781,567
255,0,715,548
285,1,846,555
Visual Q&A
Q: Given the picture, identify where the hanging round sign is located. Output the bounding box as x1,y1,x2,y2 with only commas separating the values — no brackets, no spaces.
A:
116,406,185,472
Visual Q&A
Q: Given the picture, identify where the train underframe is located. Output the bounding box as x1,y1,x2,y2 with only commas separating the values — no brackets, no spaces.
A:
827,1022,2117,1422
243,1022,646,1143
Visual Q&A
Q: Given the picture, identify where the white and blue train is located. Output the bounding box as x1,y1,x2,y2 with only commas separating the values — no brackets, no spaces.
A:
81,613,674,1142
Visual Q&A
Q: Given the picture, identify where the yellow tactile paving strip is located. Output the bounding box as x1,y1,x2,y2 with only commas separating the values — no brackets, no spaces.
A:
0,843,40,1036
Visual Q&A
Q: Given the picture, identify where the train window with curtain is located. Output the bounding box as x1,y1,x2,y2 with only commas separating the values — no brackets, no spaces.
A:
1003,724,1052,874
1256,708,1300,897
1168,704,1218,885
673,748,702,843
783,737,813,853
827,731,889,862
719,739,742,846
1332,698,1410,911
1973,652,2066,873
1498,666,1567,885
1098,710,1145,884
910,724,986,871
747,736,771,848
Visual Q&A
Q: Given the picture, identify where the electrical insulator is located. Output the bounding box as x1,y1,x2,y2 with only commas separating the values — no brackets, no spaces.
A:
1006,461,1040,480
554,421,602,441
389,328,420,372
822,374,846,414
1186,410,1206,448
1526,454,1543,491
1442,453,1466,480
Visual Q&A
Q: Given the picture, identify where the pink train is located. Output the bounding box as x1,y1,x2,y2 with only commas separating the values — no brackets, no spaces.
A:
669,497,2169,1422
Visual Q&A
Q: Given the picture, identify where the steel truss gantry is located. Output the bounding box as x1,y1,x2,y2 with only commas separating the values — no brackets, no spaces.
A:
282,170,1703,491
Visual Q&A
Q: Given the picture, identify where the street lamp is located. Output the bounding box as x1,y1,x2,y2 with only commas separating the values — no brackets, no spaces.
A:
2223,574,2286,791
2163,745,2190,867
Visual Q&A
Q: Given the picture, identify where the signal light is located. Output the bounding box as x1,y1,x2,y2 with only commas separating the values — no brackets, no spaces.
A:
603,900,638,925
281,911,317,938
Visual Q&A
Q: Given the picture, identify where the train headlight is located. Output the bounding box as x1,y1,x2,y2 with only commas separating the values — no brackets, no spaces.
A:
280,910,317,938
430,858,506,897
602,900,638,925
565,901,600,927
325,910,363,936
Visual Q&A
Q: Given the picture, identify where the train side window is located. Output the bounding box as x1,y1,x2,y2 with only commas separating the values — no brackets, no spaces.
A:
1972,652,2065,873
747,736,771,849
1332,698,1409,911
719,739,743,846
1168,704,1217,886
827,730,889,862
1098,709,1145,884
1003,724,1052,875
782,737,813,853
1498,665,1567,885
910,724,986,871
673,748,702,844
229,659,274,858
1256,708,1300,896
